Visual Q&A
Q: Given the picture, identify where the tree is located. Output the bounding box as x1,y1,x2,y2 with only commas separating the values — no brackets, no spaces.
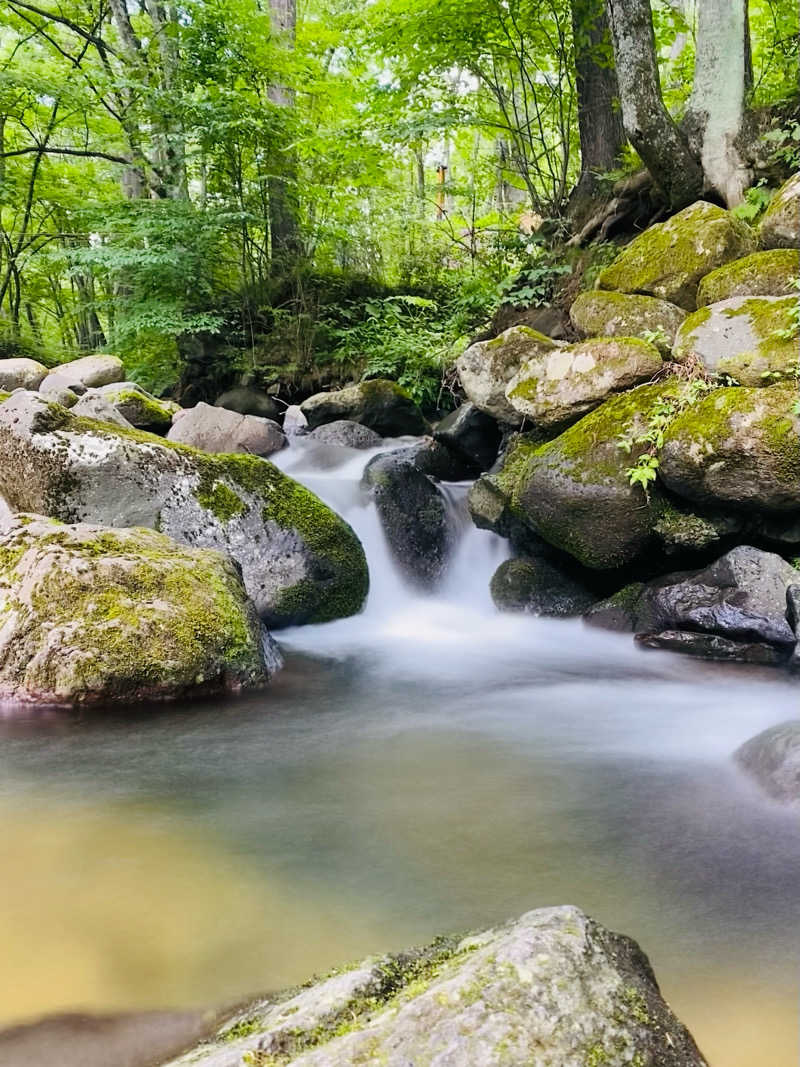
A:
268,0,301,263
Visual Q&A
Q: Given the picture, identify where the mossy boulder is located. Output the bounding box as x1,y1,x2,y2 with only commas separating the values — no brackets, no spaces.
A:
456,326,560,426
0,515,277,707
494,382,680,569
696,249,799,305
491,556,595,616
89,382,180,431
659,383,800,512
673,295,799,384
506,336,663,430
0,358,48,391
597,201,756,310
300,379,427,436
0,391,369,628
569,291,686,354
162,906,706,1067
760,173,800,250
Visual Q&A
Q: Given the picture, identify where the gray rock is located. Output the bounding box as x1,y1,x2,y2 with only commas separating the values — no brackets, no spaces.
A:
163,906,707,1067
215,385,281,422
91,382,180,430
0,515,276,707
584,583,646,632
636,630,787,665
306,420,383,449
0,392,369,628
42,353,125,390
301,379,427,436
569,291,686,355
491,557,596,617
38,373,81,406
363,452,455,586
71,393,135,428
760,173,800,250
735,720,800,804
167,401,286,457
434,402,501,471
0,358,48,392
456,326,560,426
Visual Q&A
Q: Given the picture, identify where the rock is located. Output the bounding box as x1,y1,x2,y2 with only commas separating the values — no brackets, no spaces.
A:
162,906,707,1067
306,420,383,449
569,291,686,355
652,500,743,555
697,248,799,305
0,392,368,628
467,472,545,555
71,393,135,428
283,404,308,436
584,583,646,632
214,385,281,422
0,515,276,707
433,402,501,471
89,382,180,431
672,295,799,384
401,437,477,481
659,384,800,512
363,452,454,586
300,379,427,436
0,358,48,391
167,401,286,457
493,381,680,569
491,557,596,617
760,173,800,250
456,326,560,425
597,200,756,310
636,630,787,665
735,721,800,804
43,354,125,390
490,302,571,340
506,336,663,430
39,372,81,406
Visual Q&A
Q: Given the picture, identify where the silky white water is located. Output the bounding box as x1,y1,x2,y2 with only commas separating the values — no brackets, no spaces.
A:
0,436,797,1066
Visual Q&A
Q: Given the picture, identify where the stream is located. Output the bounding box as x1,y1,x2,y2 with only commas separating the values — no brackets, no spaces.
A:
0,436,798,1066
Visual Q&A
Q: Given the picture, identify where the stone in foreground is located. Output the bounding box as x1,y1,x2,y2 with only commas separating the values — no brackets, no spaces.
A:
0,358,48,391
491,556,595,617
0,516,276,707
456,326,560,426
433,401,501,471
735,721,800,805
569,291,686,354
0,392,368,628
163,906,707,1067
92,382,180,431
759,173,800,250
300,379,427,436
167,401,286,457
696,248,799,305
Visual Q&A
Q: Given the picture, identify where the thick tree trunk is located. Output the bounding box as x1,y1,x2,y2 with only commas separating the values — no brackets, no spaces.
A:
568,0,626,226
606,0,703,209
684,0,752,206
268,0,300,265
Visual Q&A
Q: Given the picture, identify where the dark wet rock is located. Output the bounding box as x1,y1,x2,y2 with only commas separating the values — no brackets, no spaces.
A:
301,379,427,436
406,437,476,481
636,630,788,665
433,402,501,471
362,452,454,586
215,385,281,422
652,501,743,555
306,420,383,449
167,402,286,457
735,720,800,804
491,557,596,617
584,583,646,633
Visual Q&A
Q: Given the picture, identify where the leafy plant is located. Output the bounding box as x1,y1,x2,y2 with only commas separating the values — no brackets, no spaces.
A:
732,182,774,222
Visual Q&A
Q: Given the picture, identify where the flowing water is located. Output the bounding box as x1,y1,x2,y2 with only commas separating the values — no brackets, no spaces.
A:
0,438,798,1066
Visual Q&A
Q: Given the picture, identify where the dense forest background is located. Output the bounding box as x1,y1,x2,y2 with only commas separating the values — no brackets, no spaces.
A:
0,0,797,409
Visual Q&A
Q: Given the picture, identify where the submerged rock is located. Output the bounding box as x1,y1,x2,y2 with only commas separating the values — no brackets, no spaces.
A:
0,515,276,707
0,392,368,628
735,720,800,804
597,200,755,310
167,401,286,457
0,358,48,392
306,420,383,449
491,557,595,617
759,173,800,250
300,379,427,436
215,385,281,422
696,248,799,305
636,630,788,665
456,326,560,426
162,906,707,1067
569,291,686,354
433,402,501,471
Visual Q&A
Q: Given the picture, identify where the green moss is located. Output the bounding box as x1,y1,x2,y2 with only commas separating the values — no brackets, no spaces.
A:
194,476,246,522
697,249,799,305
486,326,554,350
104,388,177,427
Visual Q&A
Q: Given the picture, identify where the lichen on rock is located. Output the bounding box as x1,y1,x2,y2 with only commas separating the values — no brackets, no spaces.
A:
696,248,799,305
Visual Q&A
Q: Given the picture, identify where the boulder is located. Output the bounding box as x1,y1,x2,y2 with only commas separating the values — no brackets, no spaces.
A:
493,381,680,569
0,515,276,707
362,452,454,586
0,358,48,392
659,384,800,512
456,326,560,426
735,720,800,804
38,372,81,406
696,249,799,305
300,379,427,436
584,583,646,632
283,404,308,436
433,402,501,471
760,173,800,250
491,557,596,617
636,630,787,665
672,295,798,384
468,472,546,556
506,336,663,430
214,385,281,422
162,906,706,1067
43,354,125,390
0,392,368,628
71,393,135,429
403,437,476,481
569,291,686,355
597,200,756,310
306,420,383,449
651,500,743,555
89,382,180,431
167,401,286,457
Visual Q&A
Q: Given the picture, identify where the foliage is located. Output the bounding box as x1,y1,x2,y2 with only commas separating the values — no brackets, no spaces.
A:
731,182,775,222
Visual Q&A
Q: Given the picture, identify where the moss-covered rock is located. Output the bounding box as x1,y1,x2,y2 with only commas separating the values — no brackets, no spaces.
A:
456,326,560,425
92,382,180,431
697,249,799,305
659,383,800,512
506,336,663,430
569,291,686,354
597,201,756,310
0,391,369,627
0,515,277,707
672,295,799,384
491,556,596,616
760,173,800,250
300,379,427,436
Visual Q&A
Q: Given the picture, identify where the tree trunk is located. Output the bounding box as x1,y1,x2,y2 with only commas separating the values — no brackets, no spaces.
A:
606,0,703,209
568,0,626,226
684,0,752,206
268,0,300,266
